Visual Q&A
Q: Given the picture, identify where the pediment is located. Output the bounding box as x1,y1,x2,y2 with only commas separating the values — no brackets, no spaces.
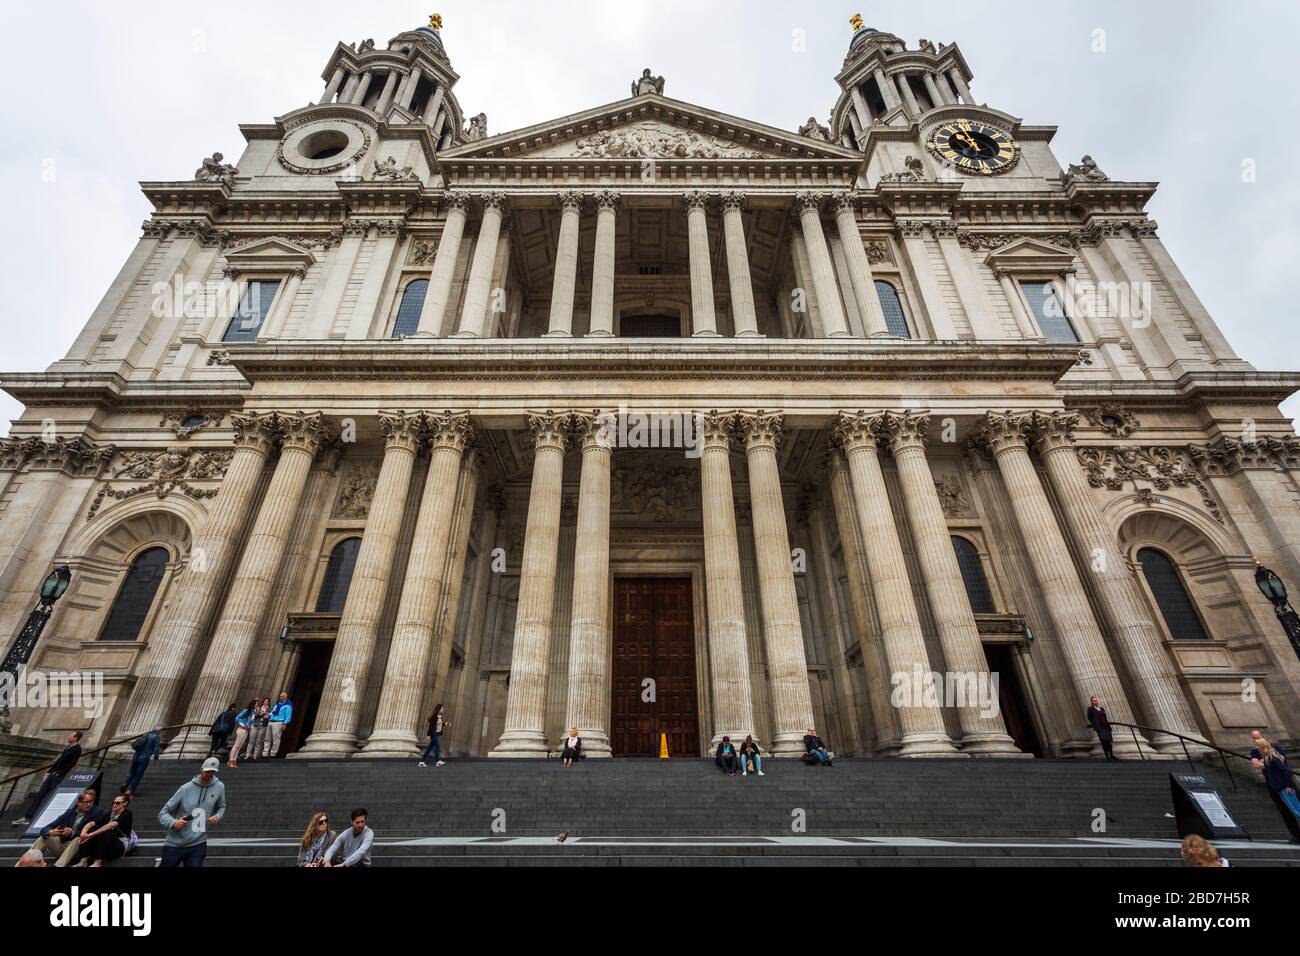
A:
438,93,860,164
223,236,318,275
983,237,1076,273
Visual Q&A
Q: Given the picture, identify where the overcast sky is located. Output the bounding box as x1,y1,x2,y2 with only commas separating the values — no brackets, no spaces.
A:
2,0,1298,433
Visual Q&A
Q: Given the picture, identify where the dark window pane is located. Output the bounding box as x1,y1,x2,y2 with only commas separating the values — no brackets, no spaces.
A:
392,279,428,338
951,536,996,614
1139,547,1210,640
97,547,170,642
1020,280,1078,343
316,537,362,613
620,314,681,337
874,280,911,338
222,280,281,342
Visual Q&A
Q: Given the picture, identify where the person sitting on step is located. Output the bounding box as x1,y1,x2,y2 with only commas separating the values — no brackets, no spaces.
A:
560,726,582,768
803,726,832,766
715,736,738,776
739,735,765,776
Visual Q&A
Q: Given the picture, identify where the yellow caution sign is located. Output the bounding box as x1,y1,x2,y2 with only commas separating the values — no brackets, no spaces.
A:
659,732,669,759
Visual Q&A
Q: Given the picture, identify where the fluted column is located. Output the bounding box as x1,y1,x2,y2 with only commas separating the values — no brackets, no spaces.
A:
352,413,472,756
850,86,872,131
995,268,1040,340
1032,412,1203,754
883,411,1020,756
453,192,507,337
875,68,900,111
974,412,1148,756
588,191,618,337
922,72,946,107
895,73,921,117
720,193,760,337
176,412,331,753
375,71,400,114
415,193,470,336
739,412,815,753
398,67,423,111
794,194,850,337
698,413,755,743
350,71,373,106
320,67,345,104
115,414,278,742
683,191,720,336
833,412,959,756
564,413,615,755
545,192,582,337
296,413,426,756
832,195,889,337
491,412,570,755
949,70,974,105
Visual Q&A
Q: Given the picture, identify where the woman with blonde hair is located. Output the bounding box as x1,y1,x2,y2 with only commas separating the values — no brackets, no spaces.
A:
1252,732,1300,838
296,812,336,867
1180,834,1228,867
560,726,582,768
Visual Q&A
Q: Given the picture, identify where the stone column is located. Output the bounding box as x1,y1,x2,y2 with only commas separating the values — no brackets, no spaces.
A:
258,269,304,341
546,192,582,337
895,73,921,117
350,71,373,106
115,414,279,740
794,195,850,337
995,268,1040,339
454,193,507,337
296,413,426,756
698,413,756,743
719,193,761,337
375,71,400,114
320,67,345,104
452,487,502,752
340,74,359,104
415,193,470,336
739,412,815,753
353,413,473,756
922,72,946,107
491,412,570,755
398,67,423,111
875,68,900,111
423,86,446,126
974,411,1149,756
588,191,618,337
949,70,973,105
883,411,1020,756
176,412,331,753
1032,412,1203,754
563,413,615,755
684,191,720,337
832,195,889,337
826,448,901,754
850,86,872,130
833,412,959,756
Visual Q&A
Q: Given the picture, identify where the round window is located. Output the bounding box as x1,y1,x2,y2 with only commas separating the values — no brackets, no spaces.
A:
277,120,371,175
301,129,349,161
1101,415,1125,429
181,415,206,430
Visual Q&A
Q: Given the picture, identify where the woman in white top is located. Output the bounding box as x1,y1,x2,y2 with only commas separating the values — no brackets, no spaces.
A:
561,727,582,767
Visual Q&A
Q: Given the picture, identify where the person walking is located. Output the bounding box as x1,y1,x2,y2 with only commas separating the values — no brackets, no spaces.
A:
715,736,738,775
560,726,582,768
1086,696,1116,761
322,808,373,868
228,700,257,768
418,704,449,768
267,691,293,758
122,726,161,795
247,697,271,761
71,792,134,867
10,730,83,826
1250,731,1300,843
739,735,765,776
208,703,237,757
296,812,336,866
157,757,226,868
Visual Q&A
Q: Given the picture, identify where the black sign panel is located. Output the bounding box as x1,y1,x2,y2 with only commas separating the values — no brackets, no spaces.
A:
1169,772,1249,841
22,769,104,839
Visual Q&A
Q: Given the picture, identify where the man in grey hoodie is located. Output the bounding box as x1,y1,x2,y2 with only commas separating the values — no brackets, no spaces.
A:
157,757,226,868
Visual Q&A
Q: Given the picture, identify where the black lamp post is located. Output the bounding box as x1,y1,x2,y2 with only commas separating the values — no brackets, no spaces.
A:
0,565,71,678
1254,560,1300,661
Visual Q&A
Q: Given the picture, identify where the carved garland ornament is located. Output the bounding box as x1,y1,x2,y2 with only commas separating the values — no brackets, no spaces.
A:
1075,444,1223,524
89,447,233,519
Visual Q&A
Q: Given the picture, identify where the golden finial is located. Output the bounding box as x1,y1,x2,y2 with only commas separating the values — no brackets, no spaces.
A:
429,13,443,31
850,13,865,33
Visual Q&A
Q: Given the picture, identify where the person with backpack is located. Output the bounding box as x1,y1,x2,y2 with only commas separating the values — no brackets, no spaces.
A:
208,703,237,757
803,726,833,766
122,726,162,794
228,700,257,768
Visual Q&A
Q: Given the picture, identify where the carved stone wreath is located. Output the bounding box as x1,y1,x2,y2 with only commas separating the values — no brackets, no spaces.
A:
1080,402,1139,438
161,410,225,440
276,120,373,176
89,448,234,519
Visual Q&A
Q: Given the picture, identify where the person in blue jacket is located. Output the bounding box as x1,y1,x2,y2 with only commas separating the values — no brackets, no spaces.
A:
267,692,293,758
122,726,162,794
228,699,256,768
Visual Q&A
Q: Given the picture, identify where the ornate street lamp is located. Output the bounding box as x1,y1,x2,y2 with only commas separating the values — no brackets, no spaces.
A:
0,565,72,678
1254,558,1300,660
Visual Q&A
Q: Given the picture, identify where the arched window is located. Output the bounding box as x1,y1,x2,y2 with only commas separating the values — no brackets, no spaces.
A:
874,280,911,338
97,547,170,642
951,536,995,614
1138,547,1210,640
391,279,428,338
316,538,362,613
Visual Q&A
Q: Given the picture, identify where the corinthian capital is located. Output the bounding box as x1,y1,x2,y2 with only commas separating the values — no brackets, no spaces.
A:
1030,410,1080,454
832,411,886,453
794,192,825,215
882,409,932,452
738,411,785,451
592,190,621,212
573,410,617,451
425,411,473,452
557,190,584,210
379,411,425,454
479,191,509,213
973,411,1035,456
277,412,332,456
682,189,710,211
698,411,737,452
230,412,280,456
527,410,572,451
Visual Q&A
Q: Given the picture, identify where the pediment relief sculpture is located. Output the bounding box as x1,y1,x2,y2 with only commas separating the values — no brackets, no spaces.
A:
572,122,768,160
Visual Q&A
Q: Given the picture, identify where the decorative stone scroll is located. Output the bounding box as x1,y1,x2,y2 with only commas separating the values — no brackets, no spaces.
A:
1075,444,1222,524
88,447,233,518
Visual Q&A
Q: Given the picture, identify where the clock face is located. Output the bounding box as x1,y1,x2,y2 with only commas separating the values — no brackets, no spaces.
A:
925,120,1020,175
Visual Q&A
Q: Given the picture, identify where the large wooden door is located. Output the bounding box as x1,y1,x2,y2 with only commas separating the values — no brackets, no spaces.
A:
281,640,333,756
611,578,699,756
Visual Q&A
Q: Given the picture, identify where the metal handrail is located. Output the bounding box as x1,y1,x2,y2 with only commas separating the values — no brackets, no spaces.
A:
1108,721,1269,793
1,722,210,815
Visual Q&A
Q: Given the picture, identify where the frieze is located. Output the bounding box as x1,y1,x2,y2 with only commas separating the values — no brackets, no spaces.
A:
1187,435,1300,475
957,231,1075,252
863,239,893,265
572,123,767,160
1076,444,1222,523
88,447,231,519
934,473,973,517
407,238,438,266
333,461,379,519
26,438,116,478
610,451,700,521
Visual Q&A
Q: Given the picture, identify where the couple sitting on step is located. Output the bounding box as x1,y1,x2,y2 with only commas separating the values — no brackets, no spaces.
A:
715,735,764,776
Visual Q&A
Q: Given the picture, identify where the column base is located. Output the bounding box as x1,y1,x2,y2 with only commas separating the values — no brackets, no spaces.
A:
691,330,722,337
768,733,811,756
958,732,1029,757
733,330,765,338
408,330,440,339
710,731,758,750
1106,731,1158,759
166,735,214,759
488,730,551,757
450,330,481,338
585,330,614,338
355,732,421,759
827,330,855,338
542,329,572,337
1149,732,1213,758
897,732,964,758
290,731,360,758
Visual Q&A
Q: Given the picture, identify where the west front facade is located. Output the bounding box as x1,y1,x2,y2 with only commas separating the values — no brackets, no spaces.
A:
3,17,1299,761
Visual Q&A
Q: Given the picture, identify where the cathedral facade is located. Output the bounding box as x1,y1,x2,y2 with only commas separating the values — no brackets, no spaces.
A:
3,17,1299,760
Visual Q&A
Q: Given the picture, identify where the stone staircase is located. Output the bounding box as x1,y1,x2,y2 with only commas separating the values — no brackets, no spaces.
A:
5,756,1298,866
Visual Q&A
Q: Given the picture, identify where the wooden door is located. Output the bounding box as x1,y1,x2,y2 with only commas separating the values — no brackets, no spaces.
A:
281,640,333,755
611,578,699,756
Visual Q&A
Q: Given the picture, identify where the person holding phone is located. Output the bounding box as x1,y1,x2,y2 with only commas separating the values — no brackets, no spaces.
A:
157,757,226,868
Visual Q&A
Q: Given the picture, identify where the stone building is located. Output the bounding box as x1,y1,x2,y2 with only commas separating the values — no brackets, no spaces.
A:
2,17,1299,760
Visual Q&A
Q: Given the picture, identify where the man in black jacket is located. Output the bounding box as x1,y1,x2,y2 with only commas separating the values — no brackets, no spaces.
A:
10,730,83,826
21,787,104,867
1085,696,1116,760
803,726,832,766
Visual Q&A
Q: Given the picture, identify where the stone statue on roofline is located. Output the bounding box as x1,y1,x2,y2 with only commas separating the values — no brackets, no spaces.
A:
194,152,238,186
632,68,665,97
799,116,831,141
1063,155,1109,183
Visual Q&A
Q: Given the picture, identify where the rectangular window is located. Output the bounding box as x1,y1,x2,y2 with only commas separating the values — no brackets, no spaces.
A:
1019,280,1078,343
222,279,282,342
